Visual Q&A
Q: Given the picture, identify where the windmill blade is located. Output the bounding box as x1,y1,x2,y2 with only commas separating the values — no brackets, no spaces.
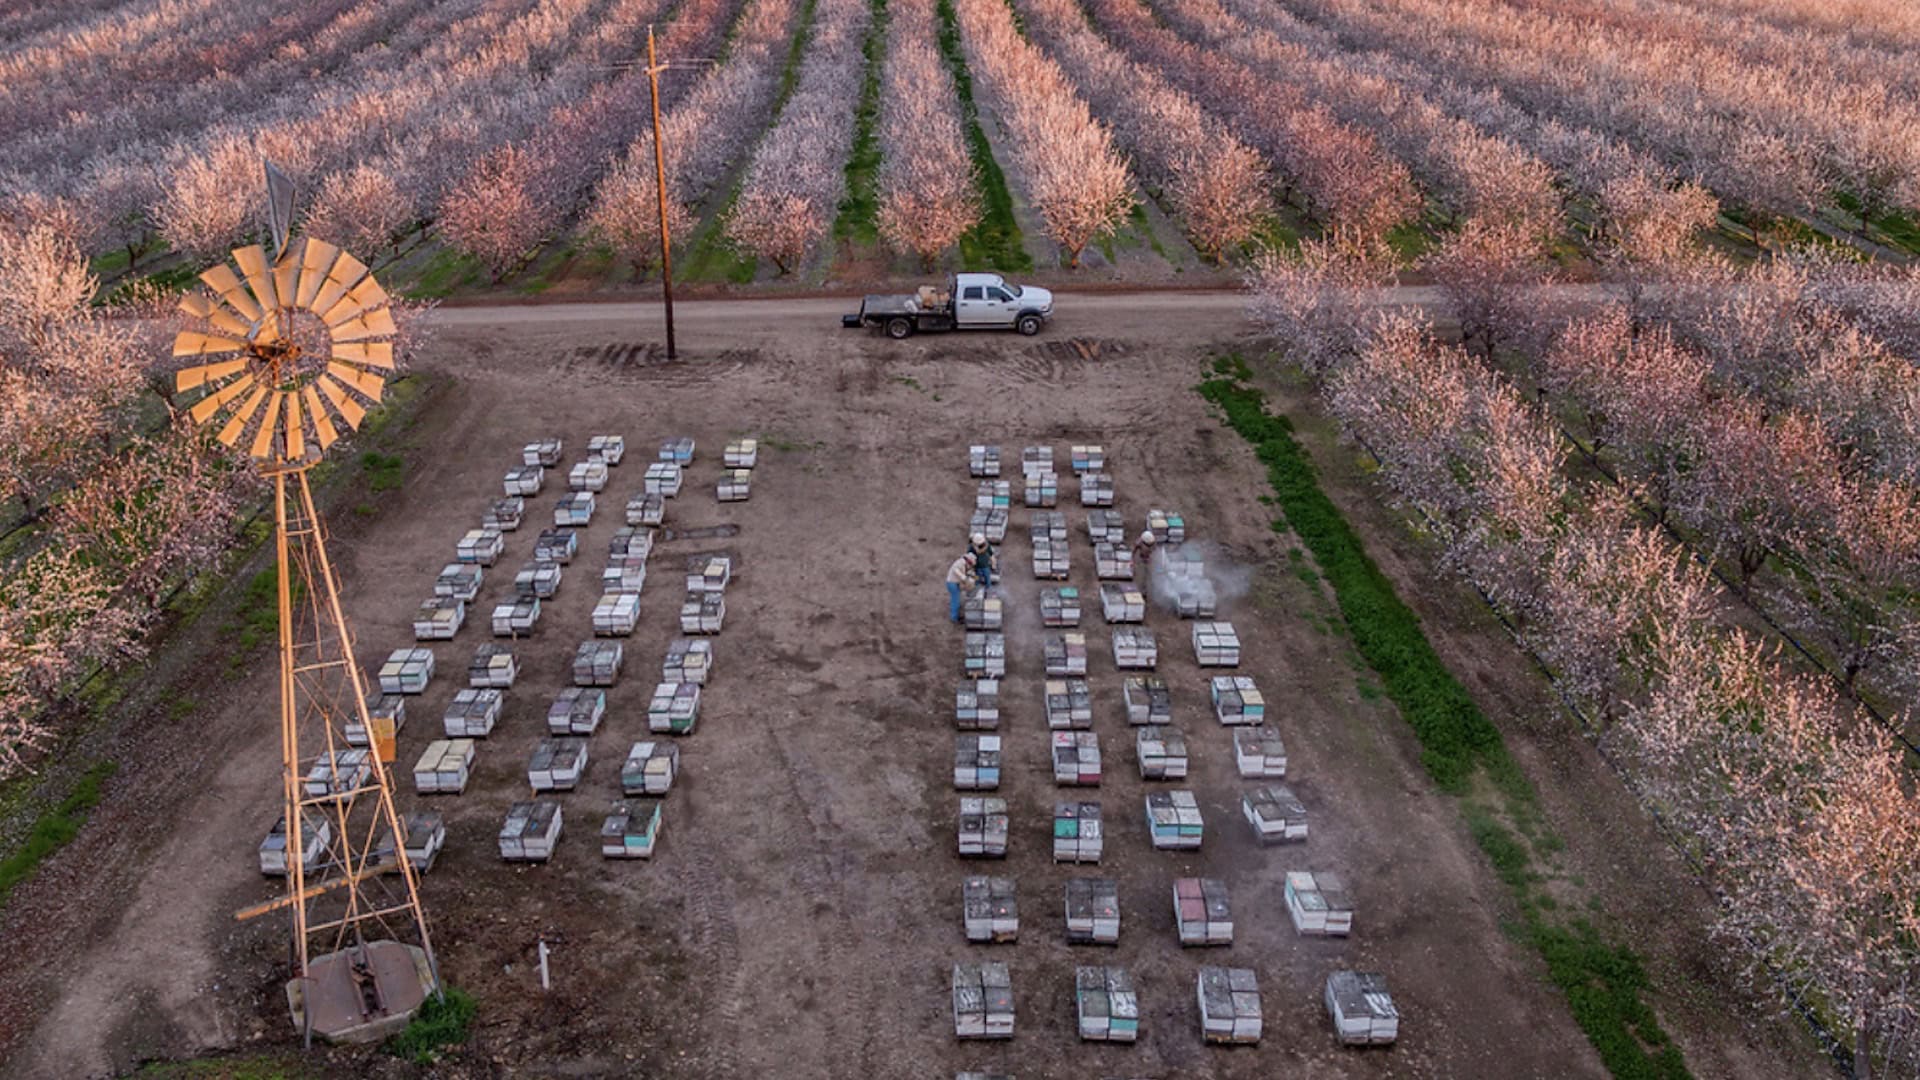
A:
326,360,385,401
249,389,284,460
217,383,272,447
283,391,305,462
271,241,302,315
172,330,248,358
232,245,280,313
309,252,369,316
296,239,340,309
318,276,389,328
331,306,397,343
175,357,248,392
251,307,282,347
188,372,258,424
333,342,394,370
318,374,367,429
302,385,339,449
198,264,264,322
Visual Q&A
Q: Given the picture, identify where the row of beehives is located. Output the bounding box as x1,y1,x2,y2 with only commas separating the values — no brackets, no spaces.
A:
950,962,1394,1047
968,444,1113,509
947,445,1399,1054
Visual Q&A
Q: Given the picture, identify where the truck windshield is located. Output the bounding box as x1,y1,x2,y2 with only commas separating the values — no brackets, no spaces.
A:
1005,284,1022,297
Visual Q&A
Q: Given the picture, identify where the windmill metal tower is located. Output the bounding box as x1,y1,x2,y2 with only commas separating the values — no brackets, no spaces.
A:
171,171,439,1043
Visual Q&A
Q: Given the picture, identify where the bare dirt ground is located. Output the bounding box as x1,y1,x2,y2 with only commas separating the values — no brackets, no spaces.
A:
0,294,1824,1078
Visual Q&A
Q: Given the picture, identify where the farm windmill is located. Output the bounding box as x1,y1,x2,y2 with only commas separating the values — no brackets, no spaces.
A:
170,164,438,1043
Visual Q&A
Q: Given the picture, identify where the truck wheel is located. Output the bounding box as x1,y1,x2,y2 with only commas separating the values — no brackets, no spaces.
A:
1015,314,1041,336
887,317,914,339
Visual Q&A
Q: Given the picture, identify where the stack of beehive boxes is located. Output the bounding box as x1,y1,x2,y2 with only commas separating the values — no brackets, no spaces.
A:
1243,784,1309,843
679,591,725,634
554,491,595,526
259,813,330,877
601,800,662,859
1286,871,1353,937
955,679,1000,729
621,741,679,795
592,592,641,635
1325,971,1397,1045
963,588,1004,630
963,632,1006,679
643,461,682,497
1233,726,1287,777
1198,967,1262,1044
1040,586,1080,627
442,688,502,737
1146,790,1204,849
626,492,666,526
523,439,563,467
1052,800,1103,861
484,497,524,531
953,734,1002,789
968,444,1000,477
1069,444,1105,473
1063,877,1120,943
1044,678,1092,729
724,438,757,469
349,694,405,747
1210,675,1265,725
658,437,695,465
573,640,624,686
1031,537,1069,579
527,737,589,791
515,561,561,599
436,563,483,602
408,737,472,791
412,597,464,641
491,597,540,637
1078,472,1114,507
1093,542,1133,581
717,468,752,502
498,800,563,862
503,465,543,497
1174,878,1234,945
547,687,606,735
402,811,446,872
1136,726,1188,779
1099,583,1145,623
969,507,1008,542
647,680,701,733
975,479,1010,510
1085,509,1124,543
661,638,712,684
962,876,1018,942
534,528,578,563
1051,732,1101,786
1112,627,1157,669
1123,676,1171,724
569,458,609,492
303,749,372,799
456,527,503,565
1044,632,1088,675
1075,967,1139,1042
958,796,1009,857
1192,620,1241,666
379,648,434,694
587,434,626,464
1146,508,1187,544
951,963,1014,1039
686,554,732,593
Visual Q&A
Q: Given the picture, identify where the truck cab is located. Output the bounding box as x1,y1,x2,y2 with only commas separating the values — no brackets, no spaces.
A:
951,273,1052,330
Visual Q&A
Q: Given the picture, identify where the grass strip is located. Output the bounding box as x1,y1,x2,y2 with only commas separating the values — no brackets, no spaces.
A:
833,0,889,245
1199,355,1690,1080
0,760,117,912
936,0,1031,272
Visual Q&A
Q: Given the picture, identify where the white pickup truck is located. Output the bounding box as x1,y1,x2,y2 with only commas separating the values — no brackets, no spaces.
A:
842,272,1055,338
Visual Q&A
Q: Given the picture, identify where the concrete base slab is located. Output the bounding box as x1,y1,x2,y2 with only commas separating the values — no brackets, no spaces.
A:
286,941,435,1044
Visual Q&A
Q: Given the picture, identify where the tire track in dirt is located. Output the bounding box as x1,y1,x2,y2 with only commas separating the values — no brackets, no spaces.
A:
679,839,746,1080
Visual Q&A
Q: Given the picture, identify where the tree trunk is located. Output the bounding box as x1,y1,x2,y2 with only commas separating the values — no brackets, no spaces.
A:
1855,1016,1871,1080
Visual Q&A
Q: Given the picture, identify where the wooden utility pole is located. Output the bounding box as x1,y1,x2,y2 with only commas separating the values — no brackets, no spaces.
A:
646,26,677,359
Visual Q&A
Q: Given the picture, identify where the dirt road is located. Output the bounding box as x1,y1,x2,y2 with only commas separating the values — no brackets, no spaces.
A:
0,294,1818,1078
